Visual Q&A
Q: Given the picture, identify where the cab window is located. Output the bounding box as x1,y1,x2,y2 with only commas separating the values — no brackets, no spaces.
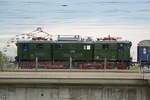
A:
23,44,28,51
55,44,62,49
36,44,43,50
102,44,109,50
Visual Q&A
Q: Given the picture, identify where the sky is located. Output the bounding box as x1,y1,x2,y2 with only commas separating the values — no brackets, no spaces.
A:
0,0,150,61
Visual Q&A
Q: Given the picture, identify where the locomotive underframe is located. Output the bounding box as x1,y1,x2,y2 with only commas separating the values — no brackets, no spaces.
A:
17,59,130,69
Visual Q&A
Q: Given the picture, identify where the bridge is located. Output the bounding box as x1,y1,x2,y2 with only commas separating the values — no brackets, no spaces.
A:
0,69,150,100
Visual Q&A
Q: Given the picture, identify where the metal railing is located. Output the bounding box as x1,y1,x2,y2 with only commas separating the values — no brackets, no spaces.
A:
0,63,147,73
0,56,149,72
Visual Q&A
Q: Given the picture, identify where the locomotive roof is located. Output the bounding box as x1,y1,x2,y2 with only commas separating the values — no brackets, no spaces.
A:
16,40,93,44
95,40,131,44
138,40,150,46
16,40,53,43
16,40,131,44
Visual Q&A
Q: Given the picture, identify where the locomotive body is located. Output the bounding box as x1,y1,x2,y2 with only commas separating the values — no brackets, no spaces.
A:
16,41,53,61
94,41,131,62
16,35,132,69
53,41,93,61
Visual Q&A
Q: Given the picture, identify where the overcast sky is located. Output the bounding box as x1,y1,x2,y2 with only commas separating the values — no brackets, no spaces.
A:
0,0,150,61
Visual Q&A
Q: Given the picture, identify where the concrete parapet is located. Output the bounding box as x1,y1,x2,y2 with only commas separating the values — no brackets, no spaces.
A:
0,70,149,86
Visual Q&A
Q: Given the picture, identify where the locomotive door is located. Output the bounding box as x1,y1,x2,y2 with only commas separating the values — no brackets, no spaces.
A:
117,43,124,60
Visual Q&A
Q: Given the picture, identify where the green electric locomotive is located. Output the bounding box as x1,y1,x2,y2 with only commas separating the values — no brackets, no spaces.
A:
16,34,132,69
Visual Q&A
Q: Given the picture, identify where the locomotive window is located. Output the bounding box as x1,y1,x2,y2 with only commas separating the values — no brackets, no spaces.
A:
23,45,28,51
87,45,91,50
102,44,109,50
36,44,43,50
84,45,91,50
55,44,62,49
68,45,75,50
143,48,147,54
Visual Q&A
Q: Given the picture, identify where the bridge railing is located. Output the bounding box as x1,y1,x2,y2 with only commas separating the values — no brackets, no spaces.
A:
0,65,148,73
